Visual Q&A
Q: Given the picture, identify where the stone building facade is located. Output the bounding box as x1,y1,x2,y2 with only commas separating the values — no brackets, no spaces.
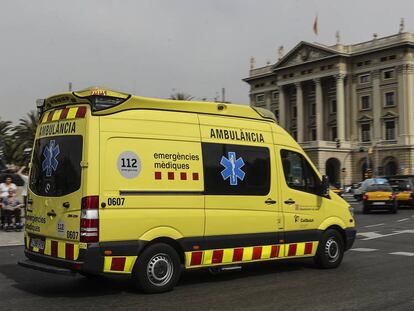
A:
243,31,414,185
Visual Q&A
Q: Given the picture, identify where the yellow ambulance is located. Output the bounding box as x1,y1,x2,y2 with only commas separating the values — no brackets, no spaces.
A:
19,87,356,293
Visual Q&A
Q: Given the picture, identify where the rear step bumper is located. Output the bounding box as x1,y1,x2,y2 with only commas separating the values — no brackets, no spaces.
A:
18,259,76,276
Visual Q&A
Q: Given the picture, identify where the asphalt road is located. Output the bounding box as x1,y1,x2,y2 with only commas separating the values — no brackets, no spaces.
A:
2,195,414,311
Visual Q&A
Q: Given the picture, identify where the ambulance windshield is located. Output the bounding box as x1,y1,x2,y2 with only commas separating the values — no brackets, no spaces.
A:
29,135,83,197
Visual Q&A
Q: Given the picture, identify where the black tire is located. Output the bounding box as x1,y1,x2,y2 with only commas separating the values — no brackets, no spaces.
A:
314,229,344,269
132,243,181,294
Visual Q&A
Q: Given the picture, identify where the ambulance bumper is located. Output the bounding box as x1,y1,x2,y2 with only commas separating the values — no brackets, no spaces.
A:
345,228,357,251
20,240,147,275
18,258,76,276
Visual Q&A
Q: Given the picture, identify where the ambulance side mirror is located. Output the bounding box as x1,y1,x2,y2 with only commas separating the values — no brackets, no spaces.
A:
320,175,330,197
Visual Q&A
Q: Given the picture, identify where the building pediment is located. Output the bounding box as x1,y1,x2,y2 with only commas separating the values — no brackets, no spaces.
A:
274,42,340,69
381,111,398,119
357,115,373,122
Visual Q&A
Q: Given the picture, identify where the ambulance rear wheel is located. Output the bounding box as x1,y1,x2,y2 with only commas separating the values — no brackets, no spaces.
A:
133,243,181,293
314,229,344,269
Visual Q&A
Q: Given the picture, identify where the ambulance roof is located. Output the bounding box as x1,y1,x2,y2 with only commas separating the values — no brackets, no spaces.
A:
44,87,276,123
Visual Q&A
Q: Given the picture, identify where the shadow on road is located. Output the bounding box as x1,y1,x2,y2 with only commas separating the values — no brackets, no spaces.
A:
0,258,315,297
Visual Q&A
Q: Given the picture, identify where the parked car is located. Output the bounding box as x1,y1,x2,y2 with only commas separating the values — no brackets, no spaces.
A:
362,184,397,214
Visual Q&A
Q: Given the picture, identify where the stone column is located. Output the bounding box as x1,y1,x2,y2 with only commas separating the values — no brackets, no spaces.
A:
350,75,358,141
335,73,346,141
397,64,408,144
278,86,286,128
406,64,414,144
265,92,271,111
314,78,323,141
372,69,381,142
295,82,304,143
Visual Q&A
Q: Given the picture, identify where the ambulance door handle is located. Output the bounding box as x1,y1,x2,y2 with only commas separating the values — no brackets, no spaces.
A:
63,202,70,208
47,210,56,217
265,199,277,205
284,199,296,205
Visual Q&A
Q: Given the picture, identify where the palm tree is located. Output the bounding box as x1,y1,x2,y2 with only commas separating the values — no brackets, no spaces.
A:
0,118,12,169
169,92,194,101
11,111,39,165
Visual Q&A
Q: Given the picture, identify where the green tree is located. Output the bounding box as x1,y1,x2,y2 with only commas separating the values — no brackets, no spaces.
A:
10,111,39,166
169,92,194,101
0,118,12,169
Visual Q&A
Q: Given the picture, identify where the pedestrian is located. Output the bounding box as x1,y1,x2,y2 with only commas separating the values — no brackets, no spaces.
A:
17,166,29,209
0,176,17,230
2,189,23,231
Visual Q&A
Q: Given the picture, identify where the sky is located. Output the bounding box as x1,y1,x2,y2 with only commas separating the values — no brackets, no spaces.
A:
1,0,414,123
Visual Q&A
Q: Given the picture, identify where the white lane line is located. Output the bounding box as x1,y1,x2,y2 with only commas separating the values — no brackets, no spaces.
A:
365,223,385,228
358,231,406,240
350,248,378,252
397,218,409,222
389,252,414,257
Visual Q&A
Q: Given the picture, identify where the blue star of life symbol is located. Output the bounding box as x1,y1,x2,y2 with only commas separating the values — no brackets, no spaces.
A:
220,152,245,186
42,140,60,177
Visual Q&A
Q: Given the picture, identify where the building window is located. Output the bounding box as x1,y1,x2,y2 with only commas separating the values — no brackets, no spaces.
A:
320,65,326,70
356,62,363,67
389,55,396,60
327,64,333,69
310,102,316,116
272,92,278,101
383,69,394,80
311,128,317,141
331,127,337,141
330,99,337,114
359,74,370,84
385,120,396,140
289,73,294,78
256,94,265,103
292,105,297,119
364,60,371,65
384,92,395,107
361,123,371,142
361,95,370,110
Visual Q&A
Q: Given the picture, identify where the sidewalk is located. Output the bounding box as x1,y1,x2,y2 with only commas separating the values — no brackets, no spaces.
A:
0,231,24,247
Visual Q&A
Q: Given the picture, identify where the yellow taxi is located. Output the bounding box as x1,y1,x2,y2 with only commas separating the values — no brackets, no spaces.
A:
330,185,343,197
362,184,397,214
388,179,414,207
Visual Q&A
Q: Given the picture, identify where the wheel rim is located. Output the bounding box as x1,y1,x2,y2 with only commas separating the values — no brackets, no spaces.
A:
146,253,174,287
325,238,339,262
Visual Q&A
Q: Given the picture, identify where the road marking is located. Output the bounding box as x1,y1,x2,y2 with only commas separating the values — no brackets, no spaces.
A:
397,218,409,222
357,230,414,240
350,248,378,252
389,252,414,257
365,223,385,228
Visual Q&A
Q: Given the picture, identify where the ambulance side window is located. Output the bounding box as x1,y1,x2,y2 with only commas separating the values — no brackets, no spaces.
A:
281,149,321,195
202,143,270,195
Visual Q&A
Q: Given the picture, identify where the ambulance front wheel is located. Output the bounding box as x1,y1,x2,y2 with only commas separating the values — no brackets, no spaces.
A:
314,229,344,269
132,243,181,294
